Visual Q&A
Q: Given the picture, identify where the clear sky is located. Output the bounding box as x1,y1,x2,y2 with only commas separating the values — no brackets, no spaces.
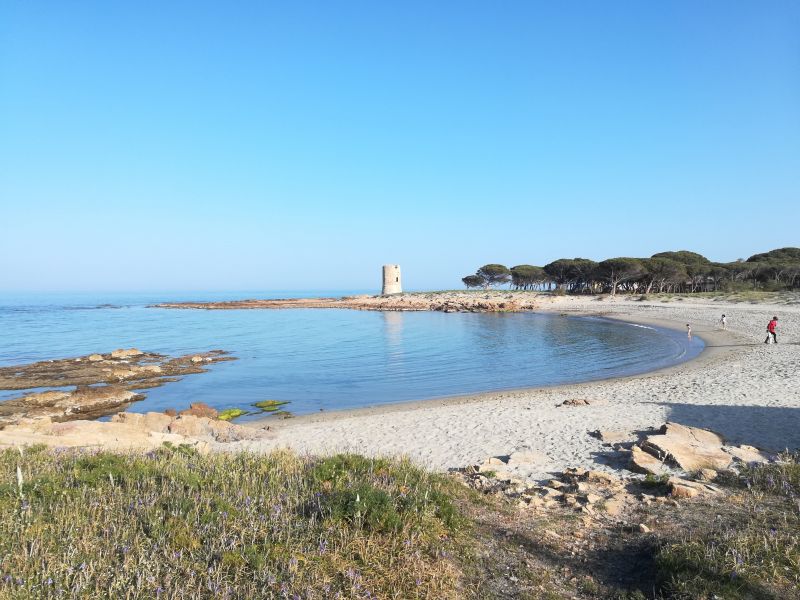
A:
1,1,798,292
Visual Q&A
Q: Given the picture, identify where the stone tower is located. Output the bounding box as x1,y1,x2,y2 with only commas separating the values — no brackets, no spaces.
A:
382,264,402,295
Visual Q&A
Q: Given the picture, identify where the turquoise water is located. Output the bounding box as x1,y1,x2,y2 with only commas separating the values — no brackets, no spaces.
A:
0,292,703,418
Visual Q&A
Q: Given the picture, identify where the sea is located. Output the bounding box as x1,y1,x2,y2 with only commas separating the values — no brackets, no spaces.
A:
0,291,704,419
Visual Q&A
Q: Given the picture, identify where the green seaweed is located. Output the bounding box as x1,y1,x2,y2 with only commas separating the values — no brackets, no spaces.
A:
217,408,249,421
253,399,290,412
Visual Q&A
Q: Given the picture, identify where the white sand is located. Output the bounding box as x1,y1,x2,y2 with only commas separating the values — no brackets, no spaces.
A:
238,296,800,479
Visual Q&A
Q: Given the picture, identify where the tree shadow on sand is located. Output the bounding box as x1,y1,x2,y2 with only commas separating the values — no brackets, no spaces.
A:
704,341,799,347
649,403,800,452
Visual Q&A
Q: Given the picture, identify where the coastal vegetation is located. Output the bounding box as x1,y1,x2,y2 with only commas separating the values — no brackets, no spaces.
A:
0,446,471,599
462,247,800,295
655,453,800,598
1,445,797,598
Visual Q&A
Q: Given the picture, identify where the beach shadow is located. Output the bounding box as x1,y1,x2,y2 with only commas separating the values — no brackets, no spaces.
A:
588,427,661,470
478,520,660,596
651,403,800,452
704,342,799,347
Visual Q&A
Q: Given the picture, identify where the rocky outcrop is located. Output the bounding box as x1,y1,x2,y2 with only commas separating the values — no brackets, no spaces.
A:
724,444,771,464
457,423,770,527
112,412,264,443
152,292,541,313
456,460,675,525
475,447,554,481
179,402,219,419
0,348,233,391
629,446,672,476
640,422,733,471
0,349,235,429
110,348,144,359
628,422,772,477
0,411,269,451
0,386,143,428
668,476,721,499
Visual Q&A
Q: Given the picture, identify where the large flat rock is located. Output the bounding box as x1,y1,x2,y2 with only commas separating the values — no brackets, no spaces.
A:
629,445,672,476
0,386,143,428
640,422,732,472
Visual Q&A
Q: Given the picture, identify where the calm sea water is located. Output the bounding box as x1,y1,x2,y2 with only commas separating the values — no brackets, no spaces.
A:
0,292,703,418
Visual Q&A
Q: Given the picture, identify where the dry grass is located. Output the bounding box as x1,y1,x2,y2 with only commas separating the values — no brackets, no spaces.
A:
1,445,798,599
0,445,473,599
654,453,800,599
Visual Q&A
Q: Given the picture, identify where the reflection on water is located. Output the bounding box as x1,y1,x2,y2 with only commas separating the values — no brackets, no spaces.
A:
0,293,704,416
381,311,404,356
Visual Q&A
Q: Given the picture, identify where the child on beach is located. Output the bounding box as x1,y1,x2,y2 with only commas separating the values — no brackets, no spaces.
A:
686,324,692,339
764,316,778,344
719,314,727,330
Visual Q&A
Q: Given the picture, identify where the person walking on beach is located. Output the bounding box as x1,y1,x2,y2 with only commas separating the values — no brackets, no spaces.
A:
764,316,778,344
686,323,692,339
719,314,727,330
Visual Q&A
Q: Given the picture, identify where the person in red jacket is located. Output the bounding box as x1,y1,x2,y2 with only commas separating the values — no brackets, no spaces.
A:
764,316,778,344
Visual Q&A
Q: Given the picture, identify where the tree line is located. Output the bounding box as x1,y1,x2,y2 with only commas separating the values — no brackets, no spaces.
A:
461,248,800,296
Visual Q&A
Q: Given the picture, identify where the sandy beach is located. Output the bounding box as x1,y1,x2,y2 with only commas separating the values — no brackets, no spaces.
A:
234,294,800,480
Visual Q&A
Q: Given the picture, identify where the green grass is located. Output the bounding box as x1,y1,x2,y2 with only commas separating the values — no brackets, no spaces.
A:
654,453,800,599
0,446,474,599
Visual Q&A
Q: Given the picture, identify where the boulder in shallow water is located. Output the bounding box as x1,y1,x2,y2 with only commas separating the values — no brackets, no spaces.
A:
110,348,143,359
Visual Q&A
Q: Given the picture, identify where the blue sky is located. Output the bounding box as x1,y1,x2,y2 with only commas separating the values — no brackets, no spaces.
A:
1,1,798,292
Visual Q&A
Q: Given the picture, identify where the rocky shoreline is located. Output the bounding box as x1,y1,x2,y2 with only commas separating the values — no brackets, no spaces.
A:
2,294,797,485
0,410,270,452
0,349,234,428
152,291,541,313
